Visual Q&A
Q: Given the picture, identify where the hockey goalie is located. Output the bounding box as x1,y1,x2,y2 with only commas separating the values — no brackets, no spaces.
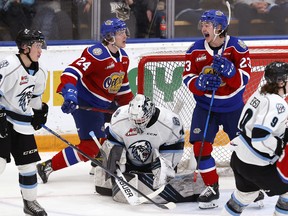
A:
94,94,205,204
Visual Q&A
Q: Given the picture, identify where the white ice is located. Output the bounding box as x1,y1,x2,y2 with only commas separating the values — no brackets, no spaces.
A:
1,152,278,216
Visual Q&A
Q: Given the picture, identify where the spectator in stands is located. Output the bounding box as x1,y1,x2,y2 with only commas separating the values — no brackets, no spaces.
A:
233,0,286,36
175,0,231,37
32,0,73,40
0,0,36,40
71,0,92,39
130,0,163,38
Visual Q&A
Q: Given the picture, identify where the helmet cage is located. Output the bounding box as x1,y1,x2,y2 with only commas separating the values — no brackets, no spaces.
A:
128,94,155,132
264,61,288,83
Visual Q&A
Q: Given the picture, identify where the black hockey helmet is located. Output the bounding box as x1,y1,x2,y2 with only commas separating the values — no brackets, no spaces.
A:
264,61,288,83
15,29,46,52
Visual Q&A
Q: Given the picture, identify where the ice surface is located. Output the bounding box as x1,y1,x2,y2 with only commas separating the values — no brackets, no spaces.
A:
0,152,278,216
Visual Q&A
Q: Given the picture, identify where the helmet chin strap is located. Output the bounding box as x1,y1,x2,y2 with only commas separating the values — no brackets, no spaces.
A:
24,46,36,63
212,28,224,43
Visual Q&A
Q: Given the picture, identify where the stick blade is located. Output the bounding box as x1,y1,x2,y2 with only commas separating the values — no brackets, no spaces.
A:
164,202,177,210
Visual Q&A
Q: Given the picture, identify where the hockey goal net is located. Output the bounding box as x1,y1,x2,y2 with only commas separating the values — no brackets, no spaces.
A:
137,46,288,174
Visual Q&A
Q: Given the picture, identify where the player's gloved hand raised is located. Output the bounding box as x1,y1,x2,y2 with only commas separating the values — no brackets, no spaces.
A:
195,73,221,91
61,83,78,114
212,55,236,78
0,109,8,138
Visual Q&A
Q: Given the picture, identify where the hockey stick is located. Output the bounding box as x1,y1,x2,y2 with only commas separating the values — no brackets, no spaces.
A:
76,105,115,114
193,90,215,182
193,1,231,182
89,131,166,205
41,124,175,210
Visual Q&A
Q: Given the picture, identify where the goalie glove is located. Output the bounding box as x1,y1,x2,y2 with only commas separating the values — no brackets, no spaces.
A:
212,55,236,78
151,149,175,189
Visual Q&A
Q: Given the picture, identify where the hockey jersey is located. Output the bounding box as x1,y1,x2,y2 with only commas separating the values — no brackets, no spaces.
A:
57,42,133,109
0,54,47,134
106,105,185,167
230,91,288,166
183,35,251,113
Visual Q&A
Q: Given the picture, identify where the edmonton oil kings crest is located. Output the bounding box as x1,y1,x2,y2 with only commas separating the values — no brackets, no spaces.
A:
103,72,125,93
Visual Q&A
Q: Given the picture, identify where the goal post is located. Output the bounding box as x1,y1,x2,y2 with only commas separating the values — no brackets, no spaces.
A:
137,46,288,173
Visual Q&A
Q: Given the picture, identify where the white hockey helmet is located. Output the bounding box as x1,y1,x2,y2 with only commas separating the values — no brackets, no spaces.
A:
128,94,155,132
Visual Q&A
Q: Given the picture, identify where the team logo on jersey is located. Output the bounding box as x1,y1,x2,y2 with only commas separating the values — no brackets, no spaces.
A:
196,54,206,62
20,76,29,85
126,128,138,136
105,62,115,70
238,39,247,49
201,66,226,86
276,103,286,114
16,85,34,112
128,140,152,163
193,128,201,134
250,97,260,109
92,48,103,56
0,60,9,69
172,117,180,126
103,72,125,93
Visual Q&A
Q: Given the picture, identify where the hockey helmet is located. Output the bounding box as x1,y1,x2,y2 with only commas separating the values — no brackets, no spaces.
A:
15,29,46,51
128,94,156,133
200,10,228,30
264,61,288,83
100,18,129,40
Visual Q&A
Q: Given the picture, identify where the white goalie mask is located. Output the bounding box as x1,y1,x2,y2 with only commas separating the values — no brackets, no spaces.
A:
128,94,156,133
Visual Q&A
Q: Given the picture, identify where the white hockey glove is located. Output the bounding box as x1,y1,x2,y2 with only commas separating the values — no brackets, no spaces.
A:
151,149,175,189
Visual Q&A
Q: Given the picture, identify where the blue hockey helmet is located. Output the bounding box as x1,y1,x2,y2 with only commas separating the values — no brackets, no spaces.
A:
200,10,228,31
100,18,128,40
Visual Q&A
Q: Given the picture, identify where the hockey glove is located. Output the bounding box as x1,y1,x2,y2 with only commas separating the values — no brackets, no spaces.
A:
32,103,49,130
275,136,285,157
212,55,236,78
151,149,175,189
195,73,221,91
0,109,8,138
61,83,78,114
106,145,126,179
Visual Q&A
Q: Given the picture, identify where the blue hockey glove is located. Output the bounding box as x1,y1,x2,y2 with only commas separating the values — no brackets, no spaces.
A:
212,55,236,78
61,83,78,114
195,74,221,91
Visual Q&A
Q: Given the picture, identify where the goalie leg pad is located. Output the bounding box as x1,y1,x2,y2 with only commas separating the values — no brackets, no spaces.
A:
112,172,205,204
95,166,112,196
112,172,138,203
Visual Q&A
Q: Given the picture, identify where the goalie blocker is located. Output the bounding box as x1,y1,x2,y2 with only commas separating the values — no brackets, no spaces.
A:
94,167,205,204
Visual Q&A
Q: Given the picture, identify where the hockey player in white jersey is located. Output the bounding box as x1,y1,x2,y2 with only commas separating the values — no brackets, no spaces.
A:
222,61,288,216
95,94,205,203
0,29,48,216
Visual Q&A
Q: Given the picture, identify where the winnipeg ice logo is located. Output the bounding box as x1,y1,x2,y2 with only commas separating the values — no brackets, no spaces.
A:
16,85,34,112
128,140,152,163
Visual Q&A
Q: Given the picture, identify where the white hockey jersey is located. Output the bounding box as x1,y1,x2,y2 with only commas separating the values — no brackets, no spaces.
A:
0,54,47,135
231,91,288,166
107,105,185,167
